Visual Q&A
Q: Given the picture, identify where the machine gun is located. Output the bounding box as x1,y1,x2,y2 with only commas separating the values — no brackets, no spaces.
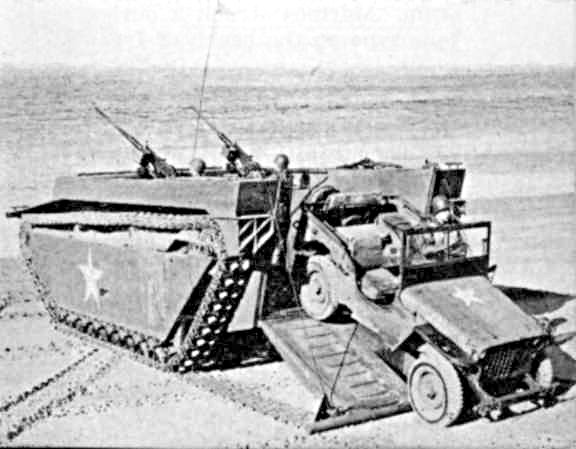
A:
187,105,263,177
93,104,176,178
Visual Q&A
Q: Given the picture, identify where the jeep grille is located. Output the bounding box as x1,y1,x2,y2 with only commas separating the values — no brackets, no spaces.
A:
481,343,533,381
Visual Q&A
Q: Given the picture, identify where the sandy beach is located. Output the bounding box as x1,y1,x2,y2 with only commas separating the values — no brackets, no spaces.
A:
0,66,574,447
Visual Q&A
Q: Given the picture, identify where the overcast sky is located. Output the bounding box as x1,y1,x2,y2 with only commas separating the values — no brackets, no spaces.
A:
1,0,573,69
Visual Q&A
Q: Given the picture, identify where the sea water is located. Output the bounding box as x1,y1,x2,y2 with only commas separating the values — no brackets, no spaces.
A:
0,66,573,291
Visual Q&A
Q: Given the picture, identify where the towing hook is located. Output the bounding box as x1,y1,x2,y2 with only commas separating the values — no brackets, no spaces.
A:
475,398,511,422
486,406,512,422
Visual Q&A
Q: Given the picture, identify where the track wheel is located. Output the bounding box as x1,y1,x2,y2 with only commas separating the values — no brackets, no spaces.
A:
153,347,169,363
109,331,120,344
138,340,150,357
299,255,339,321
97,327,108,340
75,317,86,330
123,335,135,350
84,322,96,336
408,345,464,426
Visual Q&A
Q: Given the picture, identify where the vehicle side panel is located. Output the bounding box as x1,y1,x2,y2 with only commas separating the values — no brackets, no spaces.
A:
27,230,212,340
53,176,279,217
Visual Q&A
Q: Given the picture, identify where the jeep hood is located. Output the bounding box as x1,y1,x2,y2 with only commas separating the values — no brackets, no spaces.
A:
401,276,545,358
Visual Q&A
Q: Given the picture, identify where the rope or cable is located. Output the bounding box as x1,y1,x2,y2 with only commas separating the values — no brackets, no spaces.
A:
266,178,328,398
268,176,359,411
192,1,219,156
328,322,358,406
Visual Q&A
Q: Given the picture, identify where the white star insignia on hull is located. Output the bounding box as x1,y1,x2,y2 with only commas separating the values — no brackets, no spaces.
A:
78,249,104,307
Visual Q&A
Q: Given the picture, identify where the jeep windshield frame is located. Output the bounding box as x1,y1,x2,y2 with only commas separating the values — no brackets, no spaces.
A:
399,221,491,288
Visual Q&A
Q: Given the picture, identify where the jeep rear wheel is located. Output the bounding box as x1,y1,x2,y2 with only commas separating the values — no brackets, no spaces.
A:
299,256,339,321
408,346,464,426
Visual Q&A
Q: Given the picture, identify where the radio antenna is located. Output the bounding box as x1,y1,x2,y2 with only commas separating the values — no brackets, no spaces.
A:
192,0,221,156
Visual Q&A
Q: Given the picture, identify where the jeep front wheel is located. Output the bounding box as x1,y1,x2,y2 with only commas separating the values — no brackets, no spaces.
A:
299,256,339,321
408,346,464,426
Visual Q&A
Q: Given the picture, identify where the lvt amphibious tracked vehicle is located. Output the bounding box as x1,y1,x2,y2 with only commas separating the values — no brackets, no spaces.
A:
8,109,559,432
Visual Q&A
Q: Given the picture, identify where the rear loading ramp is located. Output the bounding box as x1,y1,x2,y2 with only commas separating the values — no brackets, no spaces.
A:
259,308,410,433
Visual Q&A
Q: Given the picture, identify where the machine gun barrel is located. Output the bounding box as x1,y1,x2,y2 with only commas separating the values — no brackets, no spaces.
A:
93,104,151,155
186,105,262,177
187,105,235,148
93,104,176,178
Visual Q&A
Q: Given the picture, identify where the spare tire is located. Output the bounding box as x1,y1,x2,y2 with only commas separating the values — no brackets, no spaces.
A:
305,185,339,207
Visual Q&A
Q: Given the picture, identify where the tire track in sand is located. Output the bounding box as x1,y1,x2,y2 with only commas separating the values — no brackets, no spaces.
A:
0,341,76,363
0,347,119,443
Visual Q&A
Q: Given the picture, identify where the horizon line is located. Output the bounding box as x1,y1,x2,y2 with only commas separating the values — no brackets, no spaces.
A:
1,61,573,73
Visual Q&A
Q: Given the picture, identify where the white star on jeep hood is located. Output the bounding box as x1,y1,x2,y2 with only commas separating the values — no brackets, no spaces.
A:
452,286,484,307
78,249,103,307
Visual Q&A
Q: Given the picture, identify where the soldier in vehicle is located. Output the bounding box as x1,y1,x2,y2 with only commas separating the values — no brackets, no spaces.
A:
273,153,290,180
270,153,292,264
431,194,459,225
136,152,177,179
221,143,263,178
136,153,156,179
408,195,467,262
429,194,468,258
189,157,207,176
264,153,291,183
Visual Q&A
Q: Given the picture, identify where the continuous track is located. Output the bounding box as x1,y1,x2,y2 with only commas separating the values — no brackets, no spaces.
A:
20,211,255,373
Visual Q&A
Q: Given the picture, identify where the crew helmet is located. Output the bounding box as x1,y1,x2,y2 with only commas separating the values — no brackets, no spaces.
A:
189,157,207,176
431,194,450,214
274,153,290,171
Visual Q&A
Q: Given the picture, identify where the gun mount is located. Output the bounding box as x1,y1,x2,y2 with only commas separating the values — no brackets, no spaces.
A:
93,105,177,178
186,105,264,178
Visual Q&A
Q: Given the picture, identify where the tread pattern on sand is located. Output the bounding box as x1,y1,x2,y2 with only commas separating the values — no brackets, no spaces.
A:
0,348,119,443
